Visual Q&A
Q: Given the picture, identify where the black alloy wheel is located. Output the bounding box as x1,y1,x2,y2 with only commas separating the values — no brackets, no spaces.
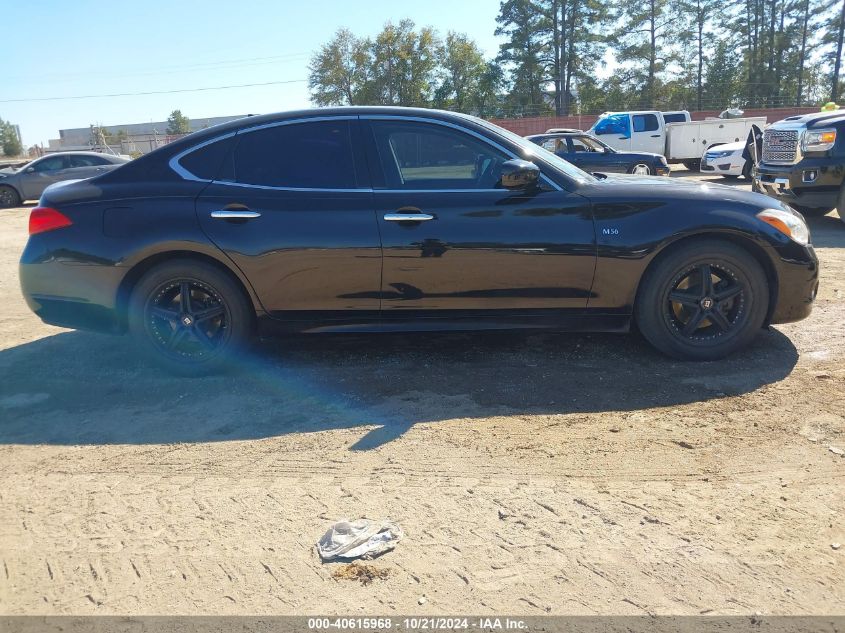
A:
129,259,253,374
664,263,747,341
635,240,769,360
145,279,230,361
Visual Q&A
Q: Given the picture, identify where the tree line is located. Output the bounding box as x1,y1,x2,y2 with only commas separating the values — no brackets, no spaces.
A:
309,0,845,117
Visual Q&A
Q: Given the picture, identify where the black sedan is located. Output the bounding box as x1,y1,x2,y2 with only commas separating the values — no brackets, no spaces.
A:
526,132,670,176
21,107,818,374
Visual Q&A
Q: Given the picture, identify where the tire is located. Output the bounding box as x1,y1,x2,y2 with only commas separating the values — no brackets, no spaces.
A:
793,205,833,217
683,160,701,172
635,240,769,361
630,163,651,175
128,259,254,375
0,185,21,208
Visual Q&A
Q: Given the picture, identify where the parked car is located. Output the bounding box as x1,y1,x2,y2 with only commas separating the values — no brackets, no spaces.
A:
753,110,845,220
587,110,766,170
526,132,670,176
0,151,128,207
700,140,751,179
20,107,818,373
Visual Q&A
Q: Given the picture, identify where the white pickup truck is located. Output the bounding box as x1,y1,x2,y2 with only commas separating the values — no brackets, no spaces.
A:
587,110,767,170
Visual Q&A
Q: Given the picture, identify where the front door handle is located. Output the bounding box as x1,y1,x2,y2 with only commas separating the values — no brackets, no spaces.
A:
210,209,261,219
650,134,660,138
384,213,435,222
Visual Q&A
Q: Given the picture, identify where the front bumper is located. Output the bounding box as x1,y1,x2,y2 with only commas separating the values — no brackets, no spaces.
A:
766,241,819,325
754,159,842,209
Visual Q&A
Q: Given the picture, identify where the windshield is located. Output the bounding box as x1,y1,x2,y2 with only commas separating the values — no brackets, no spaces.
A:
470,116,597,184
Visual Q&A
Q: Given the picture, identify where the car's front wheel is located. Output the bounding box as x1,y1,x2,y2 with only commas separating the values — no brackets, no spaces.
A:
0,185,21,208
128,259,254,375
630,163,651,175
635,240,769,360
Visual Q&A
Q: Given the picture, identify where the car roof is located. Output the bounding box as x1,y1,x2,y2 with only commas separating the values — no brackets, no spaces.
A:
38,151,125,159
526,132,590,139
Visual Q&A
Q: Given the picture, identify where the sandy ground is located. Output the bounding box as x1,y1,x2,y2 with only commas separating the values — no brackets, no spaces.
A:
0,173,843,616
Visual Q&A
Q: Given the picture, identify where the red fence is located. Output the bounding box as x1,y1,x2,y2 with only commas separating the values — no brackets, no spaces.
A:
489,107,821,136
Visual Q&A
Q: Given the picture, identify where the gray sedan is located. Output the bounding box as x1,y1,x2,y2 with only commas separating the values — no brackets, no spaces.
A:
0,152,128,207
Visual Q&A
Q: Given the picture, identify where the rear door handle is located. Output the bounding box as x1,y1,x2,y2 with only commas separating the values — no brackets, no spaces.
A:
384,213,435,222
210,210,261,219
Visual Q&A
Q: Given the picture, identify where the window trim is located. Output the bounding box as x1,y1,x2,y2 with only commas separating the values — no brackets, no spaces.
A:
169,113,563,193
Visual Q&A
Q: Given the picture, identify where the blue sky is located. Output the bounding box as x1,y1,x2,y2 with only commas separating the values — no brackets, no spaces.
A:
4,0,504,147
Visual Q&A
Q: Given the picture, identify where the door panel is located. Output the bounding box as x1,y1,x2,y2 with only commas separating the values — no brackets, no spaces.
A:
196,187,381,319
630,114,663,154
375,189,596,316
22,155,67,199
364,119,597,318
192,117,382,321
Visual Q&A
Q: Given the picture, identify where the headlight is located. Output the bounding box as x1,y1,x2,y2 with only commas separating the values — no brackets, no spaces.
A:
706,150,734,158
802,128,836,152
757,208,810,245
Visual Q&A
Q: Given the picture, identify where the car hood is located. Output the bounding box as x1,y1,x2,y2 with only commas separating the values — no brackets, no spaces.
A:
705,141,745,153
588,173,779,208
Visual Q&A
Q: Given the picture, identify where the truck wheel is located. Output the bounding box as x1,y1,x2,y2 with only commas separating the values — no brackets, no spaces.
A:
683,160,700,172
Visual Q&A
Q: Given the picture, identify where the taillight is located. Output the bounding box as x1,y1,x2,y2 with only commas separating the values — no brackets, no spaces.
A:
29,207,73,235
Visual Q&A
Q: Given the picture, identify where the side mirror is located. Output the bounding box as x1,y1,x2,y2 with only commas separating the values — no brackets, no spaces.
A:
499,159,540,190
25,167,35,173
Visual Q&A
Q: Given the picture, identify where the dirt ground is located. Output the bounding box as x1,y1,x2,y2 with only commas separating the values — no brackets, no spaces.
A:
0,172,843,616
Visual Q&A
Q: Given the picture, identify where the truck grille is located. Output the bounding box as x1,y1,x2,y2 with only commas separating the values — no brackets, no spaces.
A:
762,129,799,164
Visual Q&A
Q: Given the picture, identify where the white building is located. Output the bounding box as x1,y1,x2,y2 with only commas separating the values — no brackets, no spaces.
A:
47,115,249,155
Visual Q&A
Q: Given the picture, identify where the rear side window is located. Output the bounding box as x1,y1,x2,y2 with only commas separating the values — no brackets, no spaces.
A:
68,155,109,167
233,120,355,189
179,136,236,181
632,114,659,132
663,113,687,124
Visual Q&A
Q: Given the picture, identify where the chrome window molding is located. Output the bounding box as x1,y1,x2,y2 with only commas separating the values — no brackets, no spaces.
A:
169,112,564,193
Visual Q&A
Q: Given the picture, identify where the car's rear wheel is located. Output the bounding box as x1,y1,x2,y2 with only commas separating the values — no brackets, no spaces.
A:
635,240,769,360
128,259,253,375
630,163,651,175
0,185,21,208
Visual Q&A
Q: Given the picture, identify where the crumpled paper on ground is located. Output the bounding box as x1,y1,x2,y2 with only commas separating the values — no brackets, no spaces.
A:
316,519,403,561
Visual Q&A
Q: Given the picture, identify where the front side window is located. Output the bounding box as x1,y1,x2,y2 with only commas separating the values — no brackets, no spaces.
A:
32,156,66,172
632,114,659,132
233,120,356,189
370,121,508,190
593,114,631,138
